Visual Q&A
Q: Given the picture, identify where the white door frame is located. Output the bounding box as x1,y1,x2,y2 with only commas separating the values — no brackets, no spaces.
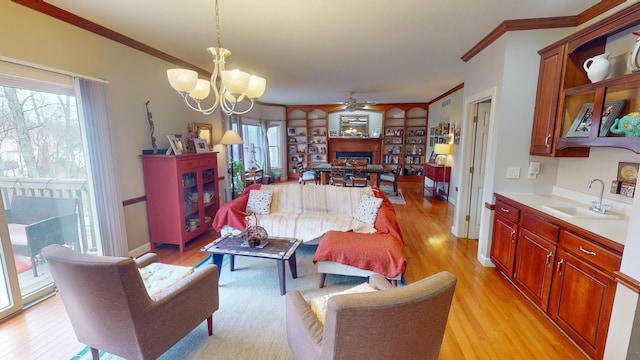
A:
452,87,498,266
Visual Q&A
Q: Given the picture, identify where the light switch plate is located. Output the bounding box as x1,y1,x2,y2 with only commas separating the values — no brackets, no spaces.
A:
506,167,520,179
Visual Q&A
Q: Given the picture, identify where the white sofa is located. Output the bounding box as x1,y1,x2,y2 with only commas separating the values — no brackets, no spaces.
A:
212,183,406,282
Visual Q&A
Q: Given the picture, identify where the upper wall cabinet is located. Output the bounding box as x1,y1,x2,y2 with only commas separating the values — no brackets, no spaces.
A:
530,3,640,156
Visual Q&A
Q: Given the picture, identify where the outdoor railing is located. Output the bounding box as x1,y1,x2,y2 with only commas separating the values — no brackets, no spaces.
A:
0,177,93,253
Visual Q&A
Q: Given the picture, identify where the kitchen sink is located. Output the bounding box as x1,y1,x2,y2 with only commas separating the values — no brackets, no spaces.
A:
542,205,620,220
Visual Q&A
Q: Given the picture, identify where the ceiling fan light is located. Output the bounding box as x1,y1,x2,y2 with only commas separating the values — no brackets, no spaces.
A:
245,75,266,99
221,69,250,94
190,79,211,100
167,69,198,92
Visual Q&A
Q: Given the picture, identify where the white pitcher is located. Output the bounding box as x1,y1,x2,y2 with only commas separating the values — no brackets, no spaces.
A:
583,53,611,82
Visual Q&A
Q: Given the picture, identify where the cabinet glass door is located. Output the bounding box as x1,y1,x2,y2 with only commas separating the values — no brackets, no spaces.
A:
202,167,217,227
182,171,200,234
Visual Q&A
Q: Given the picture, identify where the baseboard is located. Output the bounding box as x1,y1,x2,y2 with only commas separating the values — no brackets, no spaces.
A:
129,243,151,258
477,253,495,267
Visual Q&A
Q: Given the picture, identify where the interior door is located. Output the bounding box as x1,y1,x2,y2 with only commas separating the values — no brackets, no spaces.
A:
467,101,491,239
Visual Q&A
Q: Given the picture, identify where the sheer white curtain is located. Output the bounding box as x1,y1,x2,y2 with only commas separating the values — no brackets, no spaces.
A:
75,78,128,257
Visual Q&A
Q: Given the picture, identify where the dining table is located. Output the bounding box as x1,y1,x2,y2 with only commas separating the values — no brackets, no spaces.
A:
312,163,386,186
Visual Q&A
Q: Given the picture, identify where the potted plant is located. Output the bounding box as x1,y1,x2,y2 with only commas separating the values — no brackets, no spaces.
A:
271,169,281,183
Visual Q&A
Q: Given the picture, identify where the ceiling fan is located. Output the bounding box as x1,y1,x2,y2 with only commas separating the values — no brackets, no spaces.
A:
342,92,376,112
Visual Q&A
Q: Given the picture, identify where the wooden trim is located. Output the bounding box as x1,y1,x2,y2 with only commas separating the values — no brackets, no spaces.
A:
614,271,640,293
122,195,145,207
285,103,430,113
428,83,464,105
461,0,624,63
11,0,210,75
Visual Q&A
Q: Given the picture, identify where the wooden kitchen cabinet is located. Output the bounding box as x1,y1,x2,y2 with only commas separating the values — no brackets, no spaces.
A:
530,3,640,156
490,194,622,358
490,199,520,277
141,153,219,253
514,227,557,311
548,230,620,360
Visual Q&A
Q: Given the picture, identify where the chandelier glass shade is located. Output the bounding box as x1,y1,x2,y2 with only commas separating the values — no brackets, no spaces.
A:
166,0,266,116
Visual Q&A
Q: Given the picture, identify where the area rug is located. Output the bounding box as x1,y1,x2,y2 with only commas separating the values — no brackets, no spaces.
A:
379,185,406,205
71,245,364,360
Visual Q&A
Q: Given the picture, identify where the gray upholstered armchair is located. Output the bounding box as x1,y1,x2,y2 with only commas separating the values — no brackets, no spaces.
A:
285,271,457,360
42,244,219,360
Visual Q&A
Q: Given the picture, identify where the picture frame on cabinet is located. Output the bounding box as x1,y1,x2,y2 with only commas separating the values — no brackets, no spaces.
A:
415,129,425,136
392,137,402,144
288,144,297,153
429,151,437,163
288,128,296,136
599,100,627,137
567,103,595,137
372,128,381,138
385,128,395,136
194,138,209,153
329,130,338,137
167,134,184,155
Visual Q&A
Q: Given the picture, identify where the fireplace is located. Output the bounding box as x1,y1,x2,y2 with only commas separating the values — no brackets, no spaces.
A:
328,138,382,164
336,152,373,164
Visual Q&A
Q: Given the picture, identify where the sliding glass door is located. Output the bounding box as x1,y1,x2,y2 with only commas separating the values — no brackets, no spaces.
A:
0,73,99,315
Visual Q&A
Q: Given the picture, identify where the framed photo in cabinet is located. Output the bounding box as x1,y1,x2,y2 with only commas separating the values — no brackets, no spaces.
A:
599,100,626,137
415,129,425,136
385,128,395,136
329,130,338,137
288,128,296,136
288,144,298,153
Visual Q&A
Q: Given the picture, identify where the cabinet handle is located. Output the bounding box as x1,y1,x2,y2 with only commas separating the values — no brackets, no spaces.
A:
500,207,510,213
545,134,551,147
510,229,516,241
546,251,553,265
579,246,596,256
556,258,564,273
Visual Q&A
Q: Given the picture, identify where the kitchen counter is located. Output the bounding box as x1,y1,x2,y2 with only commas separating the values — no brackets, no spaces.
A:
496,192,629,245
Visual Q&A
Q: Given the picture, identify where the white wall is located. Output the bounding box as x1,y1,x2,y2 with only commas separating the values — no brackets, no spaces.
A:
428,89,463,205
0,2,223,252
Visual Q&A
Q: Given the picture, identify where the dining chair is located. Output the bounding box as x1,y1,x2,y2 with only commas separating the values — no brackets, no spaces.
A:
329,159,347,187
379,163,402,195
349,159,368,187
297,161,319,185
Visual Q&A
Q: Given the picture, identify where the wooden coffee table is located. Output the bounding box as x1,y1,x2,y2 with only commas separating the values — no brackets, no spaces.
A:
201,234,302,295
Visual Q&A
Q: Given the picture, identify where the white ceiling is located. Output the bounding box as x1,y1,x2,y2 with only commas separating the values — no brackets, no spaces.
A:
47,0,598,105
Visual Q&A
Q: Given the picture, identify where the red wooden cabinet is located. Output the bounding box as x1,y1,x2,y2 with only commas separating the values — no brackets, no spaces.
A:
141,153,219,253
490,200,520,278
424,163,451,200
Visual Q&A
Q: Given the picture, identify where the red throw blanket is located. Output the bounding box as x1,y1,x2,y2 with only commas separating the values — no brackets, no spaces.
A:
212,184,261,231
313,231,406,278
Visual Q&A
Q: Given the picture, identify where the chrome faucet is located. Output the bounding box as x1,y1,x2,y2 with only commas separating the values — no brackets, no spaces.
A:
587,178,608,214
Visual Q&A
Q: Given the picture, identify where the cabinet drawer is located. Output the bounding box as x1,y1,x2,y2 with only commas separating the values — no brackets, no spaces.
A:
424,165,435,178
560,230,621,273
198,157,217,167
495,200,520,223
177,159,199,169
521,212,559,242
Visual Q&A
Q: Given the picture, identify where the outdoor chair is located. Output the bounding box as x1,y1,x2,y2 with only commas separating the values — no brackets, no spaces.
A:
42,244,219,360
286,271,457,360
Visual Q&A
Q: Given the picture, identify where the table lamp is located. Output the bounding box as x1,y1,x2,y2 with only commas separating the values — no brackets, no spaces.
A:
220,129,243,199
434,143,451,166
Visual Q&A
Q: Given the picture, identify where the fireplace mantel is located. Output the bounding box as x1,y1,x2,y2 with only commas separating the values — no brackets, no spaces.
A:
328,138,382,164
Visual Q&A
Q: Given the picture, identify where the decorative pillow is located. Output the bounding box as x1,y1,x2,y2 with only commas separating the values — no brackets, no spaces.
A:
246,189,273,215
354,194,383,225
310,283,378,325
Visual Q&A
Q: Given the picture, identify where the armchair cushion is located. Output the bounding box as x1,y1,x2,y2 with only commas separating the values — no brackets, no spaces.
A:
310,282,377,324
139,262,194,298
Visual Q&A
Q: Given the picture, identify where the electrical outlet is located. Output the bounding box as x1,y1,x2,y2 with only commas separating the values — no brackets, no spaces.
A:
506,167,520,179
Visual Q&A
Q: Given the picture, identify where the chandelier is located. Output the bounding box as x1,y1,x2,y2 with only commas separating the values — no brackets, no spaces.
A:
166,0,266,115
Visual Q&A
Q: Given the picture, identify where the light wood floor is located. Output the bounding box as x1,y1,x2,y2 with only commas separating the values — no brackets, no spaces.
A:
0,180,587,359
